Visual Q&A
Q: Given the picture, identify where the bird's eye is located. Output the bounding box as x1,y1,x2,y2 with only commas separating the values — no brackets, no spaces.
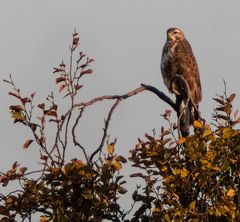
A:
173,31,178,34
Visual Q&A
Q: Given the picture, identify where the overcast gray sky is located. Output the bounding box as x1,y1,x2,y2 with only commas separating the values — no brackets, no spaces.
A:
1,0,240,214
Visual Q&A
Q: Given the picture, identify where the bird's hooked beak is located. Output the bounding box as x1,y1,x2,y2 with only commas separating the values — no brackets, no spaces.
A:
167,32,175,41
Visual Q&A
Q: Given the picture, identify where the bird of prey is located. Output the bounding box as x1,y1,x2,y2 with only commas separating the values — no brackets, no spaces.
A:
161,27,202,136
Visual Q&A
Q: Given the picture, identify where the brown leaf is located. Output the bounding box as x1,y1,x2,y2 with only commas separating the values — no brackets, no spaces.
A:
9,105,23,112
59,83,66,92
56,76,66,84
46,110,57,117
213,97,225,105
81,69,93,75
75,84,83,91
21,97,31,105
9,91,21,99
18,167,27,175
227,93,236,103
115,155,127,163
38,103,45,110
23,139,34,149
40,155,48,160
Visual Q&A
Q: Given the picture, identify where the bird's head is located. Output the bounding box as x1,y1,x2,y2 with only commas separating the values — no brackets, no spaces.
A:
166,27,185,41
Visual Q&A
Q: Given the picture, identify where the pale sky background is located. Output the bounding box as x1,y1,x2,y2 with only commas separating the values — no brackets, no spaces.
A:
1,0,240,217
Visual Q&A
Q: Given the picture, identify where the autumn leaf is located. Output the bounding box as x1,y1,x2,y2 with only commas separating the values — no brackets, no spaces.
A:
177,137,185,144
38,103,45,110
75,84,83,91
189,200,196,211
46,110,57,117
227,93,236,103
23,139,34,149
227,188,235,197
59,83,66,92
107,143,115,155
112,161,122,171
56,76,66,84
11,111,25,122
115,155,127,163
164,213,171,222
81,69,93,75
9,105,23,112
173,193,179,200
193,120,202,128
21,97,31,104
180,167,189,178
40,216,50,222
161,165,168,172
222,127,233,139
8,91,21,99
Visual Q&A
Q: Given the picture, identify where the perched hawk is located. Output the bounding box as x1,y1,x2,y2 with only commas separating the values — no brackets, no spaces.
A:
161,27,202,136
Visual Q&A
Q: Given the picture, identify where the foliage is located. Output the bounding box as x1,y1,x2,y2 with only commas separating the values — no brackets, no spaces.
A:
129,92,240,221
0,31,127,222
1,31,240,222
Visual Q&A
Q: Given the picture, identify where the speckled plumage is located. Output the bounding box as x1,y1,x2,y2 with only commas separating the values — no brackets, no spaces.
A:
161,27,202,136
161,27,202,107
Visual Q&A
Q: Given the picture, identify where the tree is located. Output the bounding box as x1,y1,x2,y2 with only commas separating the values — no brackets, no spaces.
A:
0,31,240,222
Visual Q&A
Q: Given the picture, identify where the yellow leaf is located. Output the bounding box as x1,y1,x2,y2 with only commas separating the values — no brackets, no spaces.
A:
192,172,200,181
173,193,179,200
162,165,168,172
107,143,115,155
193,120,202,128
181,167,189,178
152,207,161,216
6,196,14,204
40,216,50,222
177,137,185,144
211,166,220,171
172,168,181,175
11,111,25,121
227,188,235,197
222,127,233,139
189,200,196,210
229,158,238,164
205,151,215,159
23,139,34,149
201,159,212,167
112,161,122,171
223,205,230,212
203,124,212,137
164,213,171,222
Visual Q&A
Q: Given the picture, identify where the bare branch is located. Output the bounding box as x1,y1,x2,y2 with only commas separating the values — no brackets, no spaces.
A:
52,84,178,162
141,84,177,111
90,99,122,162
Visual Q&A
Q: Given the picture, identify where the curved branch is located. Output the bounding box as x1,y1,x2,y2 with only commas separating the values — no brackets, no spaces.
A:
141,84,177,111
90,99,122,162
52,84,177,162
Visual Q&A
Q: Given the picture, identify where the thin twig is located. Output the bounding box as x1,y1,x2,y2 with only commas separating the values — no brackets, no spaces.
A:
90,99,122,162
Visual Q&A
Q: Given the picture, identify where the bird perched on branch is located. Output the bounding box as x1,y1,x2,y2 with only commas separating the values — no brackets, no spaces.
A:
161,27,202,136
